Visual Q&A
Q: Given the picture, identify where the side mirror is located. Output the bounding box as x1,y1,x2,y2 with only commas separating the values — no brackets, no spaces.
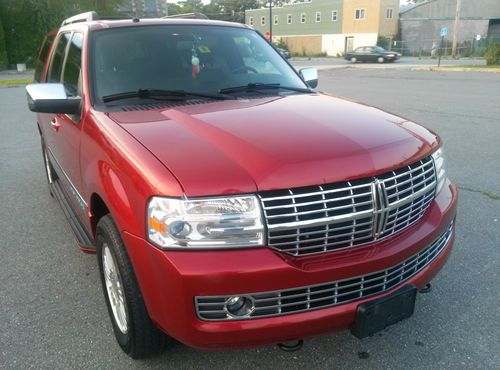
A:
299,67,318,89
26,83,81,114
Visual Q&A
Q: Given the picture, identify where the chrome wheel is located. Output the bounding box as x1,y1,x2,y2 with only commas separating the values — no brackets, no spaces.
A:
103,243,129,334
350,57,357,63
377,56,385,63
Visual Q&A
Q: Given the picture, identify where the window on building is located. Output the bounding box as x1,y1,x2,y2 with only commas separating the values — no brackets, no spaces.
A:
315,12,321,22
332,10,338,21
249,17,254,26
287,14,292,24
386,8,393,19
300,13,306,23
261,16,265,26
274,15,278,25
355,9,365,20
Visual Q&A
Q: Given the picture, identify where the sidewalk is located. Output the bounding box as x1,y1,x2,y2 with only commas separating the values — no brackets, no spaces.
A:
0,69,34,81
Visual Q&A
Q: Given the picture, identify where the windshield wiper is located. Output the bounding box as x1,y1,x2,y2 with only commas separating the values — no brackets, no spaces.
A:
219,83,314,95
102,89,234,103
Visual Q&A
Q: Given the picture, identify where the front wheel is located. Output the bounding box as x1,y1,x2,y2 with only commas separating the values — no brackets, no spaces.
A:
96,215,167,358
377,56,385,63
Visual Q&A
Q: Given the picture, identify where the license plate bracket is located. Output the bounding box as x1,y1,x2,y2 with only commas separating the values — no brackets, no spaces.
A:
350,285,417,339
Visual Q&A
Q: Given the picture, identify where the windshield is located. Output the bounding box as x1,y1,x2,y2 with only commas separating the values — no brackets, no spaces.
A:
374,46,386,52
91,25,307,102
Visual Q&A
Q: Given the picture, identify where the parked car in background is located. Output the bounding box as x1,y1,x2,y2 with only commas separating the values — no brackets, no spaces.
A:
276,47,291,59
26,11,456,359
345,46,401,63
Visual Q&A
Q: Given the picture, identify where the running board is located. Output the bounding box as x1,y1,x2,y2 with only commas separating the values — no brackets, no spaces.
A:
50,179,96,249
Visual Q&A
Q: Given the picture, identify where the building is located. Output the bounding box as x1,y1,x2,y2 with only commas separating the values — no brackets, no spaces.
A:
118,0,169,18
245,0,399,56
400,0,500,53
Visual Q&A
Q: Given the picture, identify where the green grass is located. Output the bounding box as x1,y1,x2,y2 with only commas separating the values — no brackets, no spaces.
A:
0,77,33,86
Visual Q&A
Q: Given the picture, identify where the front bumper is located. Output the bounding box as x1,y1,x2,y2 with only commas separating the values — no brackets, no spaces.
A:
123,180,457,350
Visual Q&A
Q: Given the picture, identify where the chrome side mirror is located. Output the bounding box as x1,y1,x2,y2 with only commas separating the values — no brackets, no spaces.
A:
299,67,318,88
26,83,81,114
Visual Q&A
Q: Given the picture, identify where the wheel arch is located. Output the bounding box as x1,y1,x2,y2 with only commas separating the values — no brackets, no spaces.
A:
90,192,110,237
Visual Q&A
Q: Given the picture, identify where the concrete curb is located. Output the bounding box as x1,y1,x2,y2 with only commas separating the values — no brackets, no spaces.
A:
411,66,500,73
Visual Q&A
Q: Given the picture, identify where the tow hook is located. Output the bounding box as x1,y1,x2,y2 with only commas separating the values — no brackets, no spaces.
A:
277,340,304,352
419,283,432,294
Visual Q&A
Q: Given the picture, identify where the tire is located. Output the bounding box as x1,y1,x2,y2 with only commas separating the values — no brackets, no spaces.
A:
96,215,167,358
350,57,357,63
41,138,57,197
377,56,385,63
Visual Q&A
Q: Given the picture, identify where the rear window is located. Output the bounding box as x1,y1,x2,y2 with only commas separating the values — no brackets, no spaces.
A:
34,35,55,82
63,32,83,96
47,33,70,83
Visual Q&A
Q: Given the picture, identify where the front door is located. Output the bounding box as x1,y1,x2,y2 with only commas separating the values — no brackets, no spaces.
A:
42,31,86,217
345,37,354,53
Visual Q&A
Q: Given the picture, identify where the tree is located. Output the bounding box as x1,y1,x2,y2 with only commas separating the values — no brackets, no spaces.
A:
0,0,123,67
0,16,7,70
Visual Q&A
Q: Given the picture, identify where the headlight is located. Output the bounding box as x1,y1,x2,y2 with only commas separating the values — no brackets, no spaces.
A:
147,195,264,249
432,148,446,193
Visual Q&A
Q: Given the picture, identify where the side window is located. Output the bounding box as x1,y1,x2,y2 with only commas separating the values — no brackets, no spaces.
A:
48,33,70,83
34,35,54,83
63,32,83,97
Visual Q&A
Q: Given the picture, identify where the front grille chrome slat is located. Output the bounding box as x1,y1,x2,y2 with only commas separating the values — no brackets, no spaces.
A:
259,156,437,256
195,224,453,321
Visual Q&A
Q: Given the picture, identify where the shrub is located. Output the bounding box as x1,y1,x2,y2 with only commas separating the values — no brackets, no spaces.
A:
484,42,500,65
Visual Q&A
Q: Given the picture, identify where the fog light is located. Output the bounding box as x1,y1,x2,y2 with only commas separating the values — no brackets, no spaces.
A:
225,296,255,317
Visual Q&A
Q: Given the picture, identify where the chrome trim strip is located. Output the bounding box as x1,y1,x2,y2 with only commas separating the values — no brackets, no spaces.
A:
195,223,453,321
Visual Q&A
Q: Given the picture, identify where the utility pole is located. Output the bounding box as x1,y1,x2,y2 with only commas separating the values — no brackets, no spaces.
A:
269,1,273,41
451,0,461,58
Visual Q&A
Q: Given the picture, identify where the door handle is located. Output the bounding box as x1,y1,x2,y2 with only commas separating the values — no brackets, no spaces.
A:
50,118,61,131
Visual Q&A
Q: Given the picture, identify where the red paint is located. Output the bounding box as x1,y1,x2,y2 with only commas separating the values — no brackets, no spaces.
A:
32,18,458,350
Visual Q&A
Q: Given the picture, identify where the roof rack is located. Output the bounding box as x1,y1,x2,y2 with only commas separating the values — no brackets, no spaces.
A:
163,12,209,20
61,11,99,26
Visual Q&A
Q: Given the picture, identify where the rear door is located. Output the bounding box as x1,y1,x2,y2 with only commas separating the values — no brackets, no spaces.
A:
34,32,56,83
42,31,87,217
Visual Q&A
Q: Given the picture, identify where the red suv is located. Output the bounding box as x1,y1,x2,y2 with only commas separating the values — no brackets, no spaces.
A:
26,12,457,358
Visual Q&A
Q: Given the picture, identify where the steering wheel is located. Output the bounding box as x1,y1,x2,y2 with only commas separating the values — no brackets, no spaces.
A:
231,65,258,74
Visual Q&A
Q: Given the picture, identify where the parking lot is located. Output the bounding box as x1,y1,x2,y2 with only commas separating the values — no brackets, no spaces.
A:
1,68,499,369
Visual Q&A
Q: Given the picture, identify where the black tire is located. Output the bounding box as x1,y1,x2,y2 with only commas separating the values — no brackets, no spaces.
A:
96,215,167,359
41,138,57,197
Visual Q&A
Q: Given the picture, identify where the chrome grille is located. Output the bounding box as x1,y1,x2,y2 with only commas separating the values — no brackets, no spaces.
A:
195,223,453,321
259,156,436,256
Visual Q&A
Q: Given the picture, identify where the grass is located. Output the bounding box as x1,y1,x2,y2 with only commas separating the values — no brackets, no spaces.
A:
0,77,33,86
440,64,500,69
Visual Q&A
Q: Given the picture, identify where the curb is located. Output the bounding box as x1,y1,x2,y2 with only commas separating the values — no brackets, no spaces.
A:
411,67,499,73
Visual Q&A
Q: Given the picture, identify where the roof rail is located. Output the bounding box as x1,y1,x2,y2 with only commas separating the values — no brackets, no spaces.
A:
61,11,99,26
163,12,209,20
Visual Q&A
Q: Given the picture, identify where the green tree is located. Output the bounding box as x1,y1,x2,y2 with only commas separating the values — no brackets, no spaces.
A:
0,0,123,67
0,15,7,70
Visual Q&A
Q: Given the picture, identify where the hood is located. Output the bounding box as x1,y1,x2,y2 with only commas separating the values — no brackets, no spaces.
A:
109,94,438,196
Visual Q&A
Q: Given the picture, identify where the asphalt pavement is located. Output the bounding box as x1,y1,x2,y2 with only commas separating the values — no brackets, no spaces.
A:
0,69,499,369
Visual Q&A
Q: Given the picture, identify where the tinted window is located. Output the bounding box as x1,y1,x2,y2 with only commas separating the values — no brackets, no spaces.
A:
63,33,83,96
92,25,306,100
34,35,54,82
48,33,70,83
